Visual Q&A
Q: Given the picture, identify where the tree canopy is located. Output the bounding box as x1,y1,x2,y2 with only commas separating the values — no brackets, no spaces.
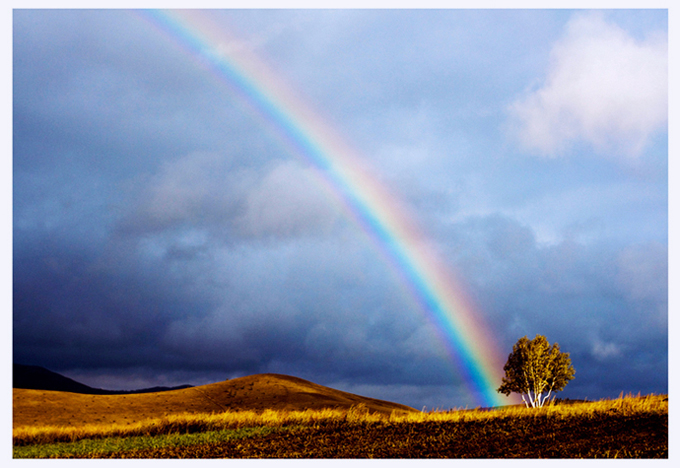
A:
497,334,575,408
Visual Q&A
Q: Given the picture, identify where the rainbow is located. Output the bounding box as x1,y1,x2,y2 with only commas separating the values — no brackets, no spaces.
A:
137,9,508,408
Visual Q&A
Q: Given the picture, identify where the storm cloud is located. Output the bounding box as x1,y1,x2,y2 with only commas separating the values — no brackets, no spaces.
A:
12,9,668,410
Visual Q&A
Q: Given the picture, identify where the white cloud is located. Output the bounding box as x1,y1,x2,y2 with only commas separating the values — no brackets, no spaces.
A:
508,12,667,158
235,160,341,239
118,154,340,240
140,152,235,224
591,338,623,362
116,151,251,235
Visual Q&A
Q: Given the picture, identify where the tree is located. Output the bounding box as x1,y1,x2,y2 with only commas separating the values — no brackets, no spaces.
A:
497,334,575,408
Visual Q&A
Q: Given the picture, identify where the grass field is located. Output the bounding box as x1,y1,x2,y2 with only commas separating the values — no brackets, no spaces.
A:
13,373,415,429
13,393,668,458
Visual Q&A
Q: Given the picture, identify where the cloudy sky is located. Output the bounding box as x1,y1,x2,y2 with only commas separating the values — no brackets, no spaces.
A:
11,7,668,409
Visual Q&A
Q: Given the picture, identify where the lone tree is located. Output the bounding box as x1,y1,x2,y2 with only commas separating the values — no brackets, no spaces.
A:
497,334,575,408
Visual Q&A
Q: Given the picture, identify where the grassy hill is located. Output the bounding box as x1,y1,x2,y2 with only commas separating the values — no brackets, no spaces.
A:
13,366,667,458
13,373,416,429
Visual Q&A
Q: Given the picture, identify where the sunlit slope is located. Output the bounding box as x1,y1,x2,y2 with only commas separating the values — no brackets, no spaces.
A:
13,373,416,428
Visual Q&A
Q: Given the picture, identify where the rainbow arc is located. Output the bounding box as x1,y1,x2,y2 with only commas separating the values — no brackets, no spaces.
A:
138,9,507,408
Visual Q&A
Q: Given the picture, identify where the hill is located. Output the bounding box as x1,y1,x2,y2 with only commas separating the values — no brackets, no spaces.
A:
14,364,104,394
13,364,192,395
13,373,417,428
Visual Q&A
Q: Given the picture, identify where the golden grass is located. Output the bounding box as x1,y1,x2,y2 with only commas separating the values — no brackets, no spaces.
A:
14,393,667,447
13,373,415,430
14,407,347,446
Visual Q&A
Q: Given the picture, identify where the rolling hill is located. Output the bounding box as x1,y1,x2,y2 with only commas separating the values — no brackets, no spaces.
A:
13,371,417,428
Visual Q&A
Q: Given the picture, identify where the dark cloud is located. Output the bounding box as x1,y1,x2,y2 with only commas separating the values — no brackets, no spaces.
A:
12,9,667,409
435,214,668,400
14,246,174,369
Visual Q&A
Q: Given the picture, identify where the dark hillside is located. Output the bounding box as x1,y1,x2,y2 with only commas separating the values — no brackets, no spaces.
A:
13,364,107,394
13,364,192,395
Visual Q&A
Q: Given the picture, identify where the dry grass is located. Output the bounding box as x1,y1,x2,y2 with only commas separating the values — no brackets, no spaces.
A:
14,393,667,449
13,372,667,458
13,373,414,430
14,407,349,446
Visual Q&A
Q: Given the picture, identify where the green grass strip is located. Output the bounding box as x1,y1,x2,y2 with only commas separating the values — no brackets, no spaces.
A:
14,426,286,458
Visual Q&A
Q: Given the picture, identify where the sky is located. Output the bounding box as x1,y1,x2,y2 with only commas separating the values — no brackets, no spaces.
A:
10,6,669,410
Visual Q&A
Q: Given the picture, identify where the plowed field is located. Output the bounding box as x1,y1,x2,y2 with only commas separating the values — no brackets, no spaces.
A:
66,410,667,458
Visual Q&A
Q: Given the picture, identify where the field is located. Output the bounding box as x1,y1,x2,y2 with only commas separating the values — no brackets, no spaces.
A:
13,373,668,458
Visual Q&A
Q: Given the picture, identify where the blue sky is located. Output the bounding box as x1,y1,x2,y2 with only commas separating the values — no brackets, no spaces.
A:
10,7,668,409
